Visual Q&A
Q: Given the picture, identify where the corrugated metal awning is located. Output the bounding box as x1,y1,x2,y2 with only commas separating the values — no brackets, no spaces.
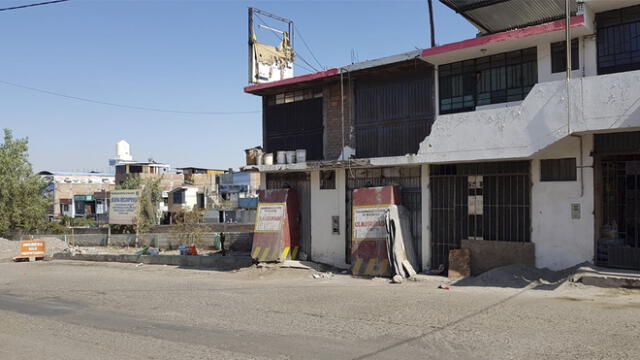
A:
440,0,577,34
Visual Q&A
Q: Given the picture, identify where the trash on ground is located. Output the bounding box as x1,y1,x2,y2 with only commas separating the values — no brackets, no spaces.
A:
312,272,334,279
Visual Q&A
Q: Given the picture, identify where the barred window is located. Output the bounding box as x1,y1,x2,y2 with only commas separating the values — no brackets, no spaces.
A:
320,170,336,190
439,47,537,115
551,39,579,73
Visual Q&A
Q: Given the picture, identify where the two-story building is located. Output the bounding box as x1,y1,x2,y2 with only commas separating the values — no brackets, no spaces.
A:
244,0,640,272
39,171,116,220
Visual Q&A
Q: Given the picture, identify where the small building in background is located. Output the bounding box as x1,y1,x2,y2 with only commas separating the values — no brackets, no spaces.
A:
207,171,260,224
168,186,203,223
39,171,115,221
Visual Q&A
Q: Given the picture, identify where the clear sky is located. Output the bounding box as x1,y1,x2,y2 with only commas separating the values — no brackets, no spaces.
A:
1,0,476,173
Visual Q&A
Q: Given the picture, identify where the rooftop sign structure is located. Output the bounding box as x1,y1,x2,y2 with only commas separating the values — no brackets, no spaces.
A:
248,7,295,84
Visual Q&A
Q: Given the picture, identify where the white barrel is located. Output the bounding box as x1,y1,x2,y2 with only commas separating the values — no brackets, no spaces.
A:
295,149,307,163
286,151,296,164
263,153,274,165
276,151,286,164
256,153,264,165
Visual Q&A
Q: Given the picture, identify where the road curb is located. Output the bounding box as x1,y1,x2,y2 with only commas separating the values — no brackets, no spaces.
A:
52,253,253,270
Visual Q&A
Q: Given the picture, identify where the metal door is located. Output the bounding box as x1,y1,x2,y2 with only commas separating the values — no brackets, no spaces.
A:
345,167,422,269
430,161,531,270
266,172,312,259
600,157,640,270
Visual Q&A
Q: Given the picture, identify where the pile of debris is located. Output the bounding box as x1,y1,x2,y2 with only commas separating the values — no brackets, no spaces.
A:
453,263,583,288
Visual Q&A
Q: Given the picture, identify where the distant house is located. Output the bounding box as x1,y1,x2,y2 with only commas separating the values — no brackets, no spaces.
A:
168,186,204,223
38,171,115,221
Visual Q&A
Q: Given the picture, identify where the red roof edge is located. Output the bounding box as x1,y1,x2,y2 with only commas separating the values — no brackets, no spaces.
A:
421,15,585,58
244,68,339,94
244,16,585,95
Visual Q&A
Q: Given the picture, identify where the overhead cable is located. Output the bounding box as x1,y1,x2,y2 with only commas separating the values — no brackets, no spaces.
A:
0,79,260,115
0,0,70,12
294,24,325,70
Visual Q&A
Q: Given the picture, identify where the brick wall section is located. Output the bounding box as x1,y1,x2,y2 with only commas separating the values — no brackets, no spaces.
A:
324,80,354,160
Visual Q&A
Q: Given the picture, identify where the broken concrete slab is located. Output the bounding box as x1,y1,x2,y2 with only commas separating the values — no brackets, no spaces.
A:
571,264,640,289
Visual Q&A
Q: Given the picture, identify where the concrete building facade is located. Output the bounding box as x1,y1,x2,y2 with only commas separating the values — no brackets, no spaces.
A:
245,0,640,272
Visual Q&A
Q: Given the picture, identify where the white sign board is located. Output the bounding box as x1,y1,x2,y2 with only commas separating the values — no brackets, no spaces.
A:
255,203,285,232
353,206,388,240
468,196,484,216
109,190,139,225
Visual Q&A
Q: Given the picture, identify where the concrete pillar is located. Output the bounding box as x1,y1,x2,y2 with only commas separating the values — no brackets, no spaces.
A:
421,164,431,270
259,172,267,190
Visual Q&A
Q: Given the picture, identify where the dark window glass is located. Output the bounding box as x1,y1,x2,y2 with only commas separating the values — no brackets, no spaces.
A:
320,170,336,190
597,5,640,75
540,158,577,182
439,47,537,115
551,39,580,73
129,165,143,173
172,190,185,204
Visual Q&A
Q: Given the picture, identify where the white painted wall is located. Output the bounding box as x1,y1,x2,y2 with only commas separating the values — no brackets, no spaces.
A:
310,170,348,269
531,135,595,270
419,70,640,165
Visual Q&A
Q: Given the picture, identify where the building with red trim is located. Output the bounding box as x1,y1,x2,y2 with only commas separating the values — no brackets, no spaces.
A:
244,0,640,274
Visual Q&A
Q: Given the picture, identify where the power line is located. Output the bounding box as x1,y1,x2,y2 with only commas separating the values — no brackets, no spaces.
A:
0,0,70,12
294,61,315,73
296,54,320,73
294,24,325,70
0,79,260,115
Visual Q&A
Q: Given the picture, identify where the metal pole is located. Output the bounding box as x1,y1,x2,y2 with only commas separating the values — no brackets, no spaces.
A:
566,0,572,133
428,0,436,48
340,69,345,160
248,7,254,84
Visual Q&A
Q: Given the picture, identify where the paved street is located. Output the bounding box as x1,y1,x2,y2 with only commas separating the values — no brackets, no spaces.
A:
0,260,639,360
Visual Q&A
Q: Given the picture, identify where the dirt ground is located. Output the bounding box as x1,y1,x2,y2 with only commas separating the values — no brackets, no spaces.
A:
0,260,638,360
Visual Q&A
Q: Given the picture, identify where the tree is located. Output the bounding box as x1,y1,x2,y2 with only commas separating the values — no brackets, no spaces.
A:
171,209,211,248
0,129,49,236
116,174,162,233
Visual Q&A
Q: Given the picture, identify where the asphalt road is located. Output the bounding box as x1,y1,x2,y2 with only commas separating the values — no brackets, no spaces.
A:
0,260,638,359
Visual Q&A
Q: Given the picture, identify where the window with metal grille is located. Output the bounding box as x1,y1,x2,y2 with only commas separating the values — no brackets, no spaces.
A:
263,96,324,161
597,5,640,75
354,63,435,158
439,47,537,115
540,158,577,182
551,39,580,73
266,88,322,106
320,170,336,190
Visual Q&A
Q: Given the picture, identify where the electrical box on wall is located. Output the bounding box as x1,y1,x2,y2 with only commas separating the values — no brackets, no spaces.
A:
331,216,340,234
571,203,581,220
